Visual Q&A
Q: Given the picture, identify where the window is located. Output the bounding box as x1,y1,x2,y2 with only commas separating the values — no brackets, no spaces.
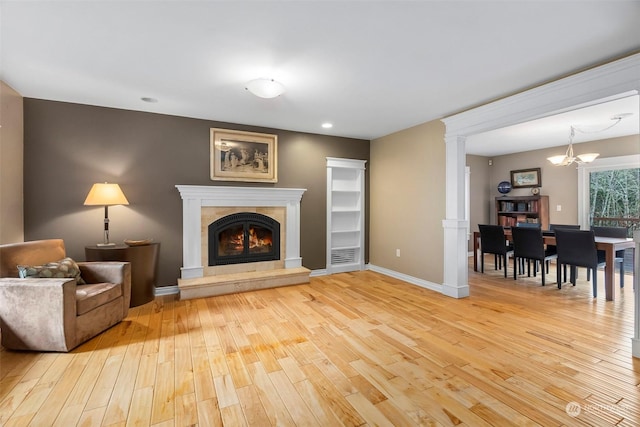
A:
578,154,640,235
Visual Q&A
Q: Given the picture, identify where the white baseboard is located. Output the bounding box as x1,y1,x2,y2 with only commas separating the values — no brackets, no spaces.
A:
157,265,443,296
367,264,442,293
309,269,328,277
154,285,179,296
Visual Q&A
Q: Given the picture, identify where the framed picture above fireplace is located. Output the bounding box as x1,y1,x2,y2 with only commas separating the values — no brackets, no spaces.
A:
210,128,278,183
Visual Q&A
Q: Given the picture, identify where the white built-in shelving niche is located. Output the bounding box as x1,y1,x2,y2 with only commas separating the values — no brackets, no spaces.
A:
326,157,366,274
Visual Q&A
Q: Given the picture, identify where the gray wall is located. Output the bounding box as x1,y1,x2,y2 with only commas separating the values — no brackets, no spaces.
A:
23,99,370,287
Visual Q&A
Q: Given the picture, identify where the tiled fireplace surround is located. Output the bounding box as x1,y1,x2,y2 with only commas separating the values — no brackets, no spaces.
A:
175,185,310,299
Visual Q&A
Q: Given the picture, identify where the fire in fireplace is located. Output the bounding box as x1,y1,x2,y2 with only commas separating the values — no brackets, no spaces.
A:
208,212,280,266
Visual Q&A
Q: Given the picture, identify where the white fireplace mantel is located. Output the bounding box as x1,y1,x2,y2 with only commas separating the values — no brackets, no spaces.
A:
176,185,307,279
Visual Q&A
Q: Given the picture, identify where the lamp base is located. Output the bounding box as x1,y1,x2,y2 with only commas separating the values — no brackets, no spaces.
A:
96,242,116,247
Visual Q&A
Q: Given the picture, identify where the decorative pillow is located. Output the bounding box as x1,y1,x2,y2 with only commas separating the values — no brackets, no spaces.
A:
17,257,86,284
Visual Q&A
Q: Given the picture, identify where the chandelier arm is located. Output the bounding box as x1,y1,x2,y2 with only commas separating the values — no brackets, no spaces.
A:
573,117,622,134
566,126,575,160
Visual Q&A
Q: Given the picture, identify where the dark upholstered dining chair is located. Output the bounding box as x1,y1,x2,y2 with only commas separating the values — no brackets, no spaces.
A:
554,229,599,297
545,224,581,281
478,224,513,278
591,226,626,288
511,227,557,286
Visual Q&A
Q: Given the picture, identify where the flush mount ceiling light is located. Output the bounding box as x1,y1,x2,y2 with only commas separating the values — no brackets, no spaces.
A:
245,78,285,99
547,113,632,166
321,122,333,129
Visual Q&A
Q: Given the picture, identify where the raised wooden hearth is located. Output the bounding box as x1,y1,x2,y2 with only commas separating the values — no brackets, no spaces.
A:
177,267,310,300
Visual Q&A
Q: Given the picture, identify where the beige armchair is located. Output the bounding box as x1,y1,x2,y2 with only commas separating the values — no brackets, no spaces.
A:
0,239,131,352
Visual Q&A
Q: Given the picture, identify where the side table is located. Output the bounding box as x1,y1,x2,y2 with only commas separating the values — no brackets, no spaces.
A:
85,243,160,307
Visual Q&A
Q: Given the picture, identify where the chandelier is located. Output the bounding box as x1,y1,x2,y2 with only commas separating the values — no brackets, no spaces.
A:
547,114,630,166
546,126,599,166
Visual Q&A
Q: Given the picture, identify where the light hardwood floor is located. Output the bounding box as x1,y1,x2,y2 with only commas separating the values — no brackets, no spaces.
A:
1,260,638,426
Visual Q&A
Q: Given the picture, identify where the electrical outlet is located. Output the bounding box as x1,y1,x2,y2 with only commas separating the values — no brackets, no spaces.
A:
396,249,401,257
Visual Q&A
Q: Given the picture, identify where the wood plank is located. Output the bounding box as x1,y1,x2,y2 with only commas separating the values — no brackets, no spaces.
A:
268,369,320,426
245,361,297,426
0,267,637,425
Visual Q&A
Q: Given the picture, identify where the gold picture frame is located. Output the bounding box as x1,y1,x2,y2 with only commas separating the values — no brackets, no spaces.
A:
510,167,541,188
210,128,277,183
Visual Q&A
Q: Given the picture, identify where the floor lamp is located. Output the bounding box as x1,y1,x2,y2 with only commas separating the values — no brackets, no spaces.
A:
84,182,129,246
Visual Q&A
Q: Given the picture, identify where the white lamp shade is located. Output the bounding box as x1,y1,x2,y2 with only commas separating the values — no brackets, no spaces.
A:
245,78,285,98
576,153,600,163
547,155,568,165
84,183,129,206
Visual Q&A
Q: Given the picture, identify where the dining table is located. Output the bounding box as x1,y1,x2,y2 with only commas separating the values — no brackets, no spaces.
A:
472,229,635,301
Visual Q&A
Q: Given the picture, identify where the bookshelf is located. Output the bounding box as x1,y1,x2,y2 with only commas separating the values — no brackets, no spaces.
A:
326,157,366,274
495,195,549,229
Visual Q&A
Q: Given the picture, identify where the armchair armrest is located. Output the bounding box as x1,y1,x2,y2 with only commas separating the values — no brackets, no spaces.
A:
78,262,131,315
0,278,77,351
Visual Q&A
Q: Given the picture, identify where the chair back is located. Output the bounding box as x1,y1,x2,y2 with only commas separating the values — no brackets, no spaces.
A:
515,222,541,229
591,226,627,239
478,225,509,255
554,229,598,269
0,239,66,278
511,227,544,260
549,224,580,231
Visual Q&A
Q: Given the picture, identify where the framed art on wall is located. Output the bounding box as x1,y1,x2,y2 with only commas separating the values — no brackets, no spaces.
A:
510,167,541,188
210,128,278,183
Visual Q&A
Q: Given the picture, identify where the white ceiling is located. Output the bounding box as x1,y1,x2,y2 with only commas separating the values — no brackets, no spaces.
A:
1,1,639,154
466,94,639,156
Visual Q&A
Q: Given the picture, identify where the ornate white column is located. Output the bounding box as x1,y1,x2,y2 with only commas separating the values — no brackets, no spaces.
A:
441,134,469,298
284,200,302,268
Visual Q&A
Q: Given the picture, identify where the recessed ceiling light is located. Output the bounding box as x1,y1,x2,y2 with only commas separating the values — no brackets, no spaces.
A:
141,97,158,103
322,122,333,129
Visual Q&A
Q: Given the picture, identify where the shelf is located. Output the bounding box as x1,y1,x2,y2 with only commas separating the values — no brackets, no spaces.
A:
332,208,360,213
327,157,366,274
331,232,360,248
331,245,361,251
495,195,549,230
498,211,538,215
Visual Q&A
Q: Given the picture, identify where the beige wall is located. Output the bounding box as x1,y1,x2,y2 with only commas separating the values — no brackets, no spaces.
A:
485,134,639,226
0,81,24,243
370,120,445,284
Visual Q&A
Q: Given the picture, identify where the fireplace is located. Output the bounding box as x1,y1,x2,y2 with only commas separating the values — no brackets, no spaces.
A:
209,212,280,266
175,185,309,299
175,185,307,279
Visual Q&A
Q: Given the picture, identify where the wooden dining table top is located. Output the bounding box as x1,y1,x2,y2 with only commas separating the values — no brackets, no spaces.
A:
472,229,635,301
